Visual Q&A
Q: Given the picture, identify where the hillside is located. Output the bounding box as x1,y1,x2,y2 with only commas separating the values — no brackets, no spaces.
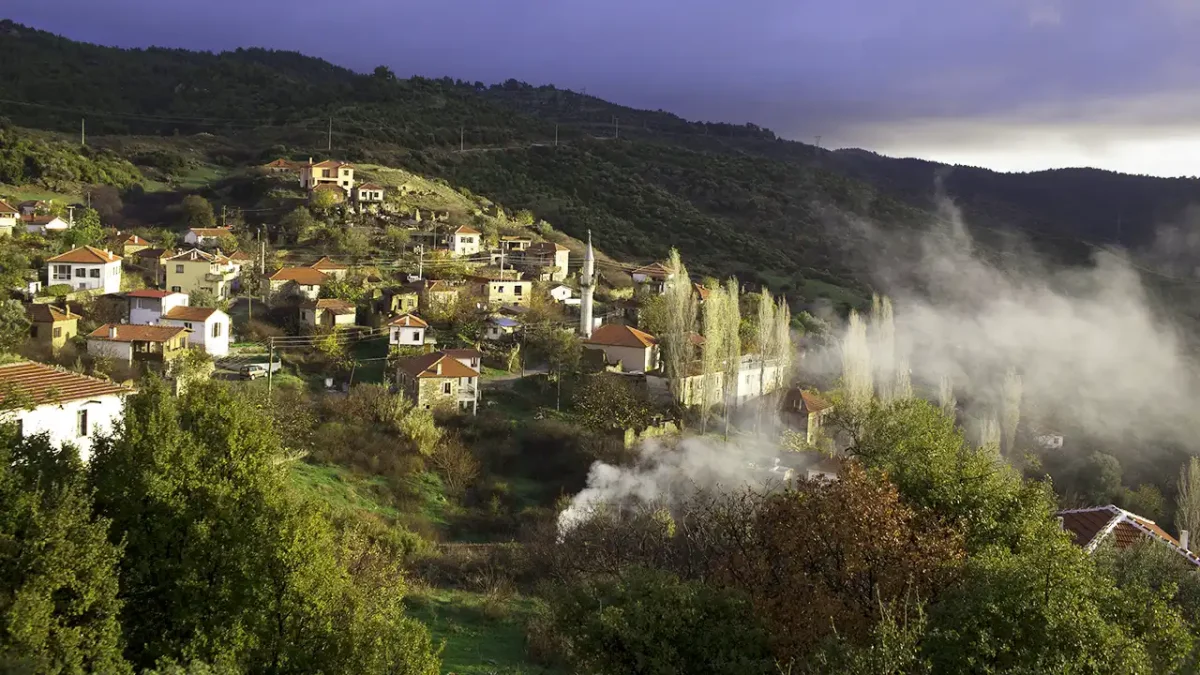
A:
5,19,1200,307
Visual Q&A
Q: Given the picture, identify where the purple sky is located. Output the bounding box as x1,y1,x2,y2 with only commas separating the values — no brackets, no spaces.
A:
7,0,1200,176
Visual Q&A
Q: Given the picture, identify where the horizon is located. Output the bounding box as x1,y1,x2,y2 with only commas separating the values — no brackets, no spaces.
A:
4,2,1200,179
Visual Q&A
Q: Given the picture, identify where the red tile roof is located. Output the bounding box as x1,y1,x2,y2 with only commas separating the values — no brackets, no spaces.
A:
388,313,429,328
1058,505,1200,566
631,262,675,280
47,246,122,264
454,225,481,235
270,267,329,285
227,250,254,261
357,182,384,190
0,199,16,215
163,306,221,322
167,248,218,262
585,323,658,349
25,304,78,323
799,391,833,413
88,324,189,343
300,299,356,314
396,352,479,379
123,234,150,245
126,289,177,299
310,256,348,271
0,361,131,407
311,160,353,169
133,248,171,260
188,227,235,237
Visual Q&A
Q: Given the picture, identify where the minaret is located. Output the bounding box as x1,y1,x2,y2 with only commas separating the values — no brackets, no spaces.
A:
579,230,596,338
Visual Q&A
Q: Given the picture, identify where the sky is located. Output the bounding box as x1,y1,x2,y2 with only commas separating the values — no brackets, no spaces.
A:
5,0,1200,177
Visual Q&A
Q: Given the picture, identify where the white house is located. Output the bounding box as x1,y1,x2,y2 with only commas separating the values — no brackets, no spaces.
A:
127,289,190,325
520,241,571,282
0,361,132,463
184,227,235,247
268,267,328,302
46,246,123,294
449,225,482,257
355,183,385,204
0,199,17,234
86,323,190,365
388,313,430,347
24,215,71,235
549,285,574,303
159,306,231,357
485,315,520,341
583,323,660,373
443,348,483,373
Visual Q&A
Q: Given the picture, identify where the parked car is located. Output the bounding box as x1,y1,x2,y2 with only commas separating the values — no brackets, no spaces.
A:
239,361,282,380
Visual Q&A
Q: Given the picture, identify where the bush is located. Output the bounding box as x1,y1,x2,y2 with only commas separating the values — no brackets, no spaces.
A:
39,284,72,298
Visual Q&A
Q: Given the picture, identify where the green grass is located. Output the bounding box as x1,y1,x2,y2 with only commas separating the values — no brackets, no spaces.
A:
0,183,81,204
405,588,562,675
289,462,403,520
801,278,869,310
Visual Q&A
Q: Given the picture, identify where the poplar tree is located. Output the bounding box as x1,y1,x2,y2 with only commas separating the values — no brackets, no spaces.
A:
722,278,742,439
1176,457,1200,540
871,295,896,401
756,288,776,429
662,249,696,399
773,297,792,388
841,310,872,412
1000,367,1023,458
700,282,726,431
939,374,957,418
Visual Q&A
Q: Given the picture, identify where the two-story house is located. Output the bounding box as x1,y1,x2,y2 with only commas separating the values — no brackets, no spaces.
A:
86,324,190,369
46,247,123,294
410,279,461,313
519,242,571,282
388,313,430,348
121,234,151,256
299,159,354,191
0,360,133,462
499,235,532,253
395,351,479,414
127,289,190,325
443,348,483,373
300,299,357,329
183,227,236,248
166,249,239,299
630,262,676,295
160,306,231,357
469,270,531,307
449,225,482,257
264,158,302,175
25,304,80,351
583,323,661,373
269,267,328,302
309,256,349,280
131,248,173,287
0,199,17,236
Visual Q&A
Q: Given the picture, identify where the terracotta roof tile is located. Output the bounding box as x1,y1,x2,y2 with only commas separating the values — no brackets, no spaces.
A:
227,250,253,261
188,227,235,237
163,306,221,322
1057,505,1200,566
133,247,171,260
357,182,384,190
631,262,675,279
310,256,349,271
0,199,16,215
123,234,150,245
300,299,356,314
25,304,78,323
396,352,479,379
585,323,658,349
0,361,131,407
88,323,189,343
47,246,122,264
388,313,428,328
454,225,481,235
270,267,328,285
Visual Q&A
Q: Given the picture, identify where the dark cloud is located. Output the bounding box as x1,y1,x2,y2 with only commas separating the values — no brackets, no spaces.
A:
5,0,1200,174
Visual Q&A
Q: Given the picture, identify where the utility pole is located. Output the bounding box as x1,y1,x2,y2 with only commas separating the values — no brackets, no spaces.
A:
614,116,619,139
66,205,75,228
259,230,266,275
554,124,559,147
460,127,465,153
221,204,227,228
80,118,86,147
416,245,424,280
266,337,275,401
327,117,333,152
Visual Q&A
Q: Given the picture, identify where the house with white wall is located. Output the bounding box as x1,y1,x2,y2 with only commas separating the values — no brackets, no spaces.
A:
24,215,71,235
583,323,660,373
549,285,574,303
45,246,123,294
127,289,190,325
0,199,17,235
0,361,133,462
449,225,482,257
269,267,328,302
183,227,236,247
388,313,430,348
485,316,520,341
159,306,231,357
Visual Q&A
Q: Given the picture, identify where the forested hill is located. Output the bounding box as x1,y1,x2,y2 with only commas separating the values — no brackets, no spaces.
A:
4,18,1199,305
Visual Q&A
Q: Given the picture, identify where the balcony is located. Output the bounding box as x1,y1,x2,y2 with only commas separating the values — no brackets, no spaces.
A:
205,270,237,283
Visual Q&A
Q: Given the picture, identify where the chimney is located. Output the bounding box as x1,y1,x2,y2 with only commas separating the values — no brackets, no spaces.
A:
1182,530,1191,552
107,325,118,339
435,362,442,375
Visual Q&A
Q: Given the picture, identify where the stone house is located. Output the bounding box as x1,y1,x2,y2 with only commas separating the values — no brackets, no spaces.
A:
395,351,480,414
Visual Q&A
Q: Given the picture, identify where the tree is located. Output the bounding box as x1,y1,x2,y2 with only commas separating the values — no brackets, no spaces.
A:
89,185,123,223
755,287,775,428
1001,366,1023,457
180,195,215,229
0,241,29,293
279,207,317,244
870,295,896,401
62,206,104,247
380,225,410,254
573,374,653,431
0,431,131,674
841,310,872,413
938,374,956,418
1081,452,1124,503
700,281,727,430
636,293,668,336
514,209,536,226
429,435,480,492
661,249,696,390
0,300,30,355
87,380,440,673
309,188,341,212
189,289,219,308
721,278,741,437
543,568,774,675
533,328,582,411
1175,457,1200,537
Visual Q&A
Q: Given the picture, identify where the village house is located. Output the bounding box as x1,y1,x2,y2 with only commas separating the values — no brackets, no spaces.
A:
410,279,461,312
499,235,532,252
0,199,17,236
630,262,675,295
264,158,302,175
449,225,482,257
354,183,385,205
1057,505,1200,566
519,241,571,282
25,304,80,351
549,284,574,303
309,256,349,280
131,248,173,286
299,298,357,329
18,200,49,217
395,351,480,414
470,270,531,307
299,159,355,191
46,246,123,294
378,287,420,316
86,323,191,369
388,313,430,348
127,289,190,325
121,234,151,256
24,214,71,235
165,249,239,299
309,183,346,205
183,227,236,247
0,361,132,462
782,389,834,445
584,323,660,373
444,348,484,372
159,305,231,357
484,315,520,341
269,267,328,302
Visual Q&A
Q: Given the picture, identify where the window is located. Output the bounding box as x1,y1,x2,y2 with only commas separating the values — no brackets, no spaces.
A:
212,322,222,338
442,382,452,394
171,286,182,293
175,264,184,274
77,409,89,437
90,268,100,278
53,327,61,338
14,419,22,438
412,331,420,343
54,264,70,278
112,267,119,277
514,285,523,296
29,325,37,338
184,322,193,330
322,169,331,178
497,286,505,293
75,267,85,278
